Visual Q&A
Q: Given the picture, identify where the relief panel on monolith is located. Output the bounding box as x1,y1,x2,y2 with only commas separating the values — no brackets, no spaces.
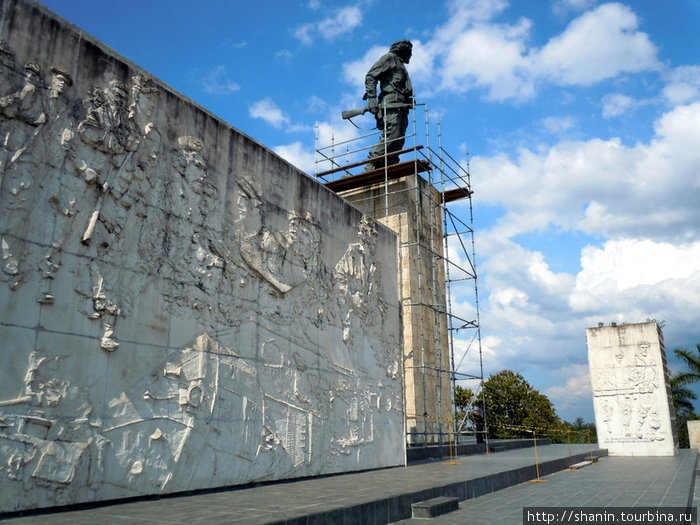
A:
586,321,678,456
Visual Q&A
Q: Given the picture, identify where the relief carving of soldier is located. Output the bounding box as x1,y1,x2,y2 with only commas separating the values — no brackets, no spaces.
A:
0,61,48,289
0,61,47,182
334,216,385,344
77,79,136,157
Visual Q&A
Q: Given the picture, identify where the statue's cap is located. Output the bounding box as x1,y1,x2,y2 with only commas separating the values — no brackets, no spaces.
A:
390,39,412,52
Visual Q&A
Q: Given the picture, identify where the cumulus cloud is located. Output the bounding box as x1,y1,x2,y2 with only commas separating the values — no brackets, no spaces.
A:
601,93,637,118
274,118,362,173
200,65,240,95
570,239,700,313
663,65,700,105
541,115,575,134
343,44,388,93
274,141,317,173
295,5,362,44
348,1,662,102
465,100,700,420
439,19,535,100
249,98,290,128
473,102,700,241
532,3,661,85
545,364,592,416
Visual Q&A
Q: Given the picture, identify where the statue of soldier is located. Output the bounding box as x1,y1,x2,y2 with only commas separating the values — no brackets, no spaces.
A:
363,39,413,170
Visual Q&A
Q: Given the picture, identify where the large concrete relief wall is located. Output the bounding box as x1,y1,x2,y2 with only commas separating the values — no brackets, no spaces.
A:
0,0,404,512
586,321,678,456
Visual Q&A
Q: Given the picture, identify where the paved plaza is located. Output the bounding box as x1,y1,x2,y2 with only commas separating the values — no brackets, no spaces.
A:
395,450,697,524
1,445,696,524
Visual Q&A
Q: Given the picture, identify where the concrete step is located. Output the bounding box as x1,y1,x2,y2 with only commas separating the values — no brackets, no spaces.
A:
411,496,459,518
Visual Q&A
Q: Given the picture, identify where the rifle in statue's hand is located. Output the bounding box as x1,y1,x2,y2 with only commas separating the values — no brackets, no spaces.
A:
341,106,371,120
342,100,411,120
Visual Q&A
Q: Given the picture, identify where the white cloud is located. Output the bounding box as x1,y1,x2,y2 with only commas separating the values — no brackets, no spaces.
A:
294,24,315,45
532,3,661,86
443,0,510,30
545,364,592,418
274,142,317,173
601,93,636,118
663,65,700,106
440,20,535,100
465,101,700,415
541,115,575,134
473,102,700,241
273,118,362,174
354,1,663,102
201,65,240,95
295,5,362,44
570,239,700,313
343,44,387,93
249,98,290,128
318,6,362,40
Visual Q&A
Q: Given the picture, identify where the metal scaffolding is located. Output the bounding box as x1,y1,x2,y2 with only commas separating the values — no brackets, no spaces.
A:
315,103,485,448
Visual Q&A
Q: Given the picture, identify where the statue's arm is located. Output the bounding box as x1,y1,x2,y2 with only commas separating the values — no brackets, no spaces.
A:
364,54,390,99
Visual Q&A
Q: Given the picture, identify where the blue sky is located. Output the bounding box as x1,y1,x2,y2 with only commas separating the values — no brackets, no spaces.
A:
38,0,700,422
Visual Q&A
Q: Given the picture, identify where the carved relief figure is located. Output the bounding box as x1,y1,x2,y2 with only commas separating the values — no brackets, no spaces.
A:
116,75,162,210
0,61,47,157
89,273,122,351
35,66,76,304
0,61,48,289
334,216,385,343
632,342,657,393
235,178,292,296
283,211,329,326
76,79,138,246
77,79,136,156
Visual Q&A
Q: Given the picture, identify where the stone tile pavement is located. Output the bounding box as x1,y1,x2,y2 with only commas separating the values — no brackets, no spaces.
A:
2,445,696,525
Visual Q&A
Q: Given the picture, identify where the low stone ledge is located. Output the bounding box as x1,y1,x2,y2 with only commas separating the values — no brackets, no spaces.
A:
412,496,459,518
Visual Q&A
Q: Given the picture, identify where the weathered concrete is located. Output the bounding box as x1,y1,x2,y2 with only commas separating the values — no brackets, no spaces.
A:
586,321,678,456
0,0,404,512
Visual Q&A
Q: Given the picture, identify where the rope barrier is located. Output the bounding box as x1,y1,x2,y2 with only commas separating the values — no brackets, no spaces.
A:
405,412,598,482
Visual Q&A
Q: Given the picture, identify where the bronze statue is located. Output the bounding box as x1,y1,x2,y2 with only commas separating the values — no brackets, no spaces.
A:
346,40,414,171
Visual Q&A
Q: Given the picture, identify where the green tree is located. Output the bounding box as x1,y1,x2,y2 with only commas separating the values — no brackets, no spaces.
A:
482,370,561,439
671,343,700,448
453,385,474,416
453,385,478,434
561,418,597,444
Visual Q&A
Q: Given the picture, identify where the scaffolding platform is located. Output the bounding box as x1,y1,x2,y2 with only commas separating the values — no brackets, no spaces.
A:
322,158,431,193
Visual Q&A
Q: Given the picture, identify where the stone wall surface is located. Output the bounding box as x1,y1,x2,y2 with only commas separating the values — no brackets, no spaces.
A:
586,321,678,456
0,0,404,512
339,174,451,444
